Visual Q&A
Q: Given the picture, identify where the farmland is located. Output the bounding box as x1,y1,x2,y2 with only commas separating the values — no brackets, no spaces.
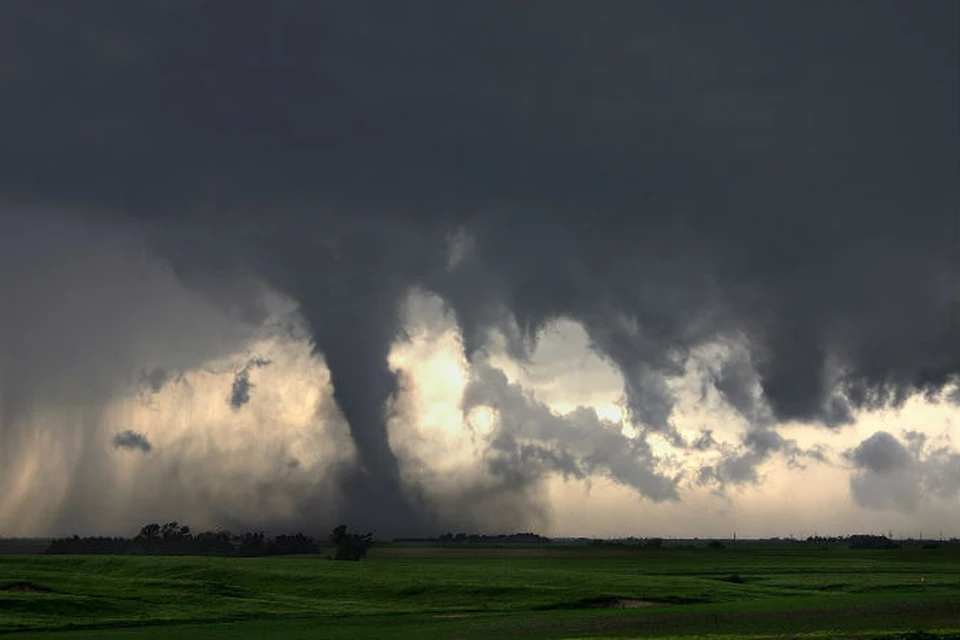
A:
1,542,958,639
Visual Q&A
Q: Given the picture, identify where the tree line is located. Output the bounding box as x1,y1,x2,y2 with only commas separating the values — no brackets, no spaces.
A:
46,522,373,560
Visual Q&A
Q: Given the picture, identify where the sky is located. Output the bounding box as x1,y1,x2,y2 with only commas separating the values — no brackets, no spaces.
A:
0,1,958,539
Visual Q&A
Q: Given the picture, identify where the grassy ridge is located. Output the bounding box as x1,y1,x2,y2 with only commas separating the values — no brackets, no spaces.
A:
1,544,958,639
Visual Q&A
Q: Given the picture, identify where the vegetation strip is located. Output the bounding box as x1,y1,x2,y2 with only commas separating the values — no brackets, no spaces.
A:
1,541,958,639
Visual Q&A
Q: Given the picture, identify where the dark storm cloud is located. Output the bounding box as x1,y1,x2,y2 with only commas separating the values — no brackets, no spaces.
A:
712,354,761,425
112,430,152,453
1,1,958,533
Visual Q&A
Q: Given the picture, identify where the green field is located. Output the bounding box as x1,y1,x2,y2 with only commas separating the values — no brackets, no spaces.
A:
1,543,958,639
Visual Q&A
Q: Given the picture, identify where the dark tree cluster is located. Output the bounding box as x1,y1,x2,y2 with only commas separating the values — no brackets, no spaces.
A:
46,522,320,556
45,536,138,555
808,534,957,549
846,535,901,550
329,525,373,561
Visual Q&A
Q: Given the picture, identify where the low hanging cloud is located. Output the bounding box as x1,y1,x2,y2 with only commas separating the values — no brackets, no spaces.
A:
111,430,152,453
697,427,830,490
848,432,915,474
846,431,960,512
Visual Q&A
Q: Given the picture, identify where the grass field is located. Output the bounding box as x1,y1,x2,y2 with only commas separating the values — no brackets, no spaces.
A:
1,543,958,639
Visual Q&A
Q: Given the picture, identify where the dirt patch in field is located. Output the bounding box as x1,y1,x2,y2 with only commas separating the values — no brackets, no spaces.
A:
595,598,660,608
579,596,662,609
2,581,53,593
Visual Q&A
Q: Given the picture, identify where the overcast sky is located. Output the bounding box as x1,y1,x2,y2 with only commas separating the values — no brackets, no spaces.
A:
1,1,957,539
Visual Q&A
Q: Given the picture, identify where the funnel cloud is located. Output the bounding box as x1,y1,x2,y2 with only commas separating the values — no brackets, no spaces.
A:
0,2,957,538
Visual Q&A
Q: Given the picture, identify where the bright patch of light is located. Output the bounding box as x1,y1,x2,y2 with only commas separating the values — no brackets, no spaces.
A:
596,404,624,424
387,289,480,478
466,406,498,437
647,432,676,458
485,318,628,430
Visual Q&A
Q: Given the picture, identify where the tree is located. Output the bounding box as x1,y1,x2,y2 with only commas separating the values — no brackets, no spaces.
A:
135,523,162,553
329,525,373,561
237,531,266,556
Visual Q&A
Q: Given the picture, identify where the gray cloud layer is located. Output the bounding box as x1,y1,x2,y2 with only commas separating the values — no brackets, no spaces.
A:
463,364,680,503
846,431,960,512
1,2,957,534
